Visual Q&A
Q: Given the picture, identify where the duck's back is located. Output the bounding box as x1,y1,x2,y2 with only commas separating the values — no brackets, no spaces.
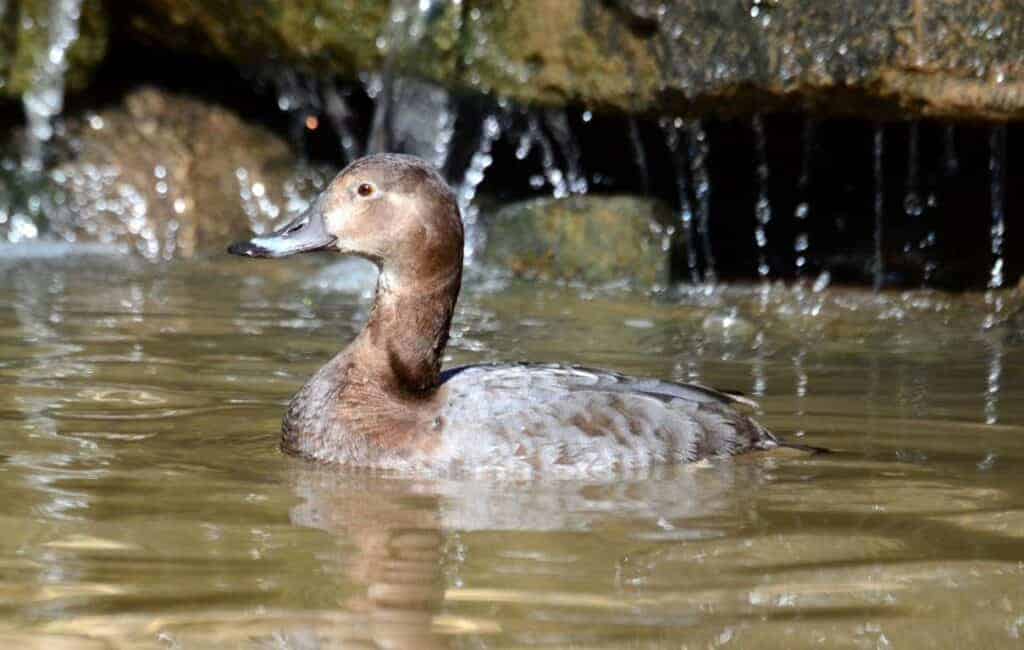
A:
427,364,777,473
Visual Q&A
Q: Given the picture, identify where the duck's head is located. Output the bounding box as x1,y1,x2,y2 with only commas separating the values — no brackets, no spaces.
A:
228,154,463,277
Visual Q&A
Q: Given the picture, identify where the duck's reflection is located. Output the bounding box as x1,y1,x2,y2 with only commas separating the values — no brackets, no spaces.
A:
284,467,450,649
276,461,759,648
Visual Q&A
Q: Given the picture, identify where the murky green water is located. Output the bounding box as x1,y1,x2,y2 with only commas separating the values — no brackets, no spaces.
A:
1,249,1023,648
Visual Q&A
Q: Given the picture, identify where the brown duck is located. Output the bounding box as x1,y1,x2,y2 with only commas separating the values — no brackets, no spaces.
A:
229,154,780,473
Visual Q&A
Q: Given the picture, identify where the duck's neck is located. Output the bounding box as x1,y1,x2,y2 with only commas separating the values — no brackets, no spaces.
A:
349,262,462,395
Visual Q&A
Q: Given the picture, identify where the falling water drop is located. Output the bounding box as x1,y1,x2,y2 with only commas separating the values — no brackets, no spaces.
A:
751,114,772,280
988,125,1007,289
873,125,886,292
794,119,815,276
661,118,701,283
685,120,716,284
904,121,936,284
903,122,923,218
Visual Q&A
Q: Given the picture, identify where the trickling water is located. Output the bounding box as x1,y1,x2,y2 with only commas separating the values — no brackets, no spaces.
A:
988,125,1007,289
943,125,959,177
904,122,936,283
873,125,885,292
456,114,501,259
544,110,588,195
751,115,772,280
526,114,569,198
661,117,701,283
793,119,814,275
903,122,923,218
370,78,456,170
628,118,650,194
685,120,716,284
323,86,364,164
20,0,84,173
366,0,455,168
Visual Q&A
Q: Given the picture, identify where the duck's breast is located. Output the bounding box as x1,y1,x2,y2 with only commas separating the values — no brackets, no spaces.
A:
426,364,775,473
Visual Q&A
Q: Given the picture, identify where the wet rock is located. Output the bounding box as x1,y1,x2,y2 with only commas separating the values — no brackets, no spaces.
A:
125,1,393,79
0,0,108,100
45,87,329,258
482,195,679,286
117,0,1024,121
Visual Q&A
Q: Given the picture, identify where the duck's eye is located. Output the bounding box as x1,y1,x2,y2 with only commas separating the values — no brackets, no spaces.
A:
357,183,375,198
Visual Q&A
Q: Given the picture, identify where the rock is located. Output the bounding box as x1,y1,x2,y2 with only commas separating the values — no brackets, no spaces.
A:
43,87,331,258
116,0,1024,121
125,1,393,79
482,195,679,286
0,0,108,100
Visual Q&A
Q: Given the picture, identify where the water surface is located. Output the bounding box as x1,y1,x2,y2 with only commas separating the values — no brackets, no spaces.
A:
1,250,1022,648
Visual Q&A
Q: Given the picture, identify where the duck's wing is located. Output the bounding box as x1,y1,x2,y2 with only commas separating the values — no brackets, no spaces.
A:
442,362,758,409
432,363,776,472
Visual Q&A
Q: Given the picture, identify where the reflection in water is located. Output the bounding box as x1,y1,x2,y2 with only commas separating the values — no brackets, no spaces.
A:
282,460,765,648
986,337,1003,426
285,469,449,649
0,256,1021,646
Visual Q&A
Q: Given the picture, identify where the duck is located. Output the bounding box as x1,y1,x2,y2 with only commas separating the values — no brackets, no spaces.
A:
228,153,781,473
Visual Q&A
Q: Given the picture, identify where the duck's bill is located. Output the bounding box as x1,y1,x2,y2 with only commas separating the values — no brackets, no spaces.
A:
227,205,337,258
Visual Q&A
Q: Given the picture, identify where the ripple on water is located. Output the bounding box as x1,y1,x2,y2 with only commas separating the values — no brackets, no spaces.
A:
0,258,1021,647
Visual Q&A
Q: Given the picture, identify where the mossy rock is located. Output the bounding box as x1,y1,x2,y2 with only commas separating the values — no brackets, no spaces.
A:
0,0,108,99
483,195,680,287
125,0,462,82
120,0,1024,121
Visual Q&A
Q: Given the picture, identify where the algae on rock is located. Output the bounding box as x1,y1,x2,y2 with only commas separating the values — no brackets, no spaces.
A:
483,195,680,287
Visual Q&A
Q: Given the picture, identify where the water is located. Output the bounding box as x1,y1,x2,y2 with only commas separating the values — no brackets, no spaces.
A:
793,119,814,276
662,117,701,283
752,114,773,280
323,86,364,164
989,125,1008,289
544,110,588,196
1,253,1022,647
456,113,501,259
686,120,717,284
21,0,84,173
903,122,923,219
873,125,886,292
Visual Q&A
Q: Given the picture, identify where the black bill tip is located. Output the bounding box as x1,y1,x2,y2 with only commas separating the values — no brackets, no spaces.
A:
227,240,272,258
